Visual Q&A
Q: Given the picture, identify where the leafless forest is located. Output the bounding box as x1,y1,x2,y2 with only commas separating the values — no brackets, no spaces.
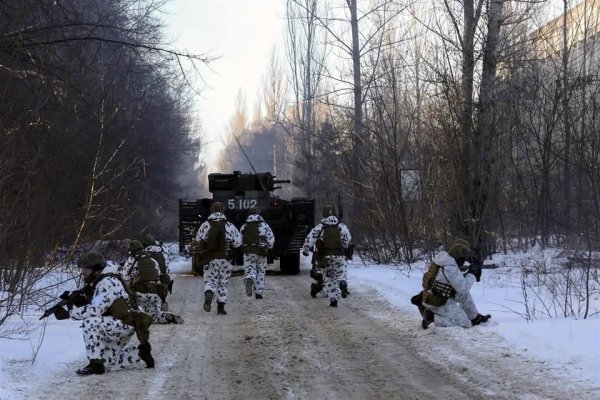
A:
0,0,207,326
219,0,600,267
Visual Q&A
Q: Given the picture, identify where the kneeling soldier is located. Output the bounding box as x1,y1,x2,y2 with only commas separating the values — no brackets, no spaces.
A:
127,240,184,324
65,252,155,375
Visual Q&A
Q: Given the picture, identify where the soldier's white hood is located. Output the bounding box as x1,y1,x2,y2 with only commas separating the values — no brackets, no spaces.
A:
245,214,264,223
208,212,227,221
433,251,458,267
321,215,340,225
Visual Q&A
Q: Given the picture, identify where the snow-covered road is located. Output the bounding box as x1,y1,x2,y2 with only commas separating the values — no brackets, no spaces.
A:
20,270,594,399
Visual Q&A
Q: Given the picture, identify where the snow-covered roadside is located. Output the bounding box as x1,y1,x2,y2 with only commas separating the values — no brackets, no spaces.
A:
0,247,191,400
347,257,600,392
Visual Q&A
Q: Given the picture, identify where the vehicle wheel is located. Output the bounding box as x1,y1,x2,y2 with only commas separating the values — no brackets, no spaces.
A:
280,253,300,275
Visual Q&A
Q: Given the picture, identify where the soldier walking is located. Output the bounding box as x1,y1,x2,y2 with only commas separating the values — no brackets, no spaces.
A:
302,205,352,307
195,201,242,315
240,207,275,299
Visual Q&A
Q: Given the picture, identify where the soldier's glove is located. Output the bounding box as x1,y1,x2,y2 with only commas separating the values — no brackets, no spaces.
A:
467,264,482,282
69,291,89,308
302,250,310,257
53,306,70,320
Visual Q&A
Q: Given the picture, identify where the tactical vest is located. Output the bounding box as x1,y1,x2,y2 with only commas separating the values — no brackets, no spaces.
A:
137,256,160,281
206,220,228,259
242,221,267,256
421,262,455,307
320,224,344,256
147,250,167,274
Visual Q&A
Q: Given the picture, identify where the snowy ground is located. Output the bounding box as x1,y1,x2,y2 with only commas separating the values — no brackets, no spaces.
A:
0,247,599,399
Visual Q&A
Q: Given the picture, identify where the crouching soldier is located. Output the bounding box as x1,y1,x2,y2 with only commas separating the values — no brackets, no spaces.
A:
302,205,352,307
60,252,155,375
240,207,274,299
195,201,242,315
420,239,490,328
141,232,174,310
127,240,184,324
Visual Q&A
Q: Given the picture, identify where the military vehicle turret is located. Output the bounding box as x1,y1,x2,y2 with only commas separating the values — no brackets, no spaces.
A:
179,171,315,275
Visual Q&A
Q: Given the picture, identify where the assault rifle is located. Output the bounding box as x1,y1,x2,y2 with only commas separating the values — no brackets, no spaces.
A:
40,287,92,320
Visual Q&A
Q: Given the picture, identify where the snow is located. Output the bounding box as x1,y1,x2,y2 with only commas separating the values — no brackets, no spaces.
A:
347,251,600,388
1,245,599,398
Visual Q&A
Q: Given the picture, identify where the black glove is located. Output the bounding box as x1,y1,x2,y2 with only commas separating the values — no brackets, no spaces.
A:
59,290,71,300
69,291,89,307
53,306,70,320
467,264,482,282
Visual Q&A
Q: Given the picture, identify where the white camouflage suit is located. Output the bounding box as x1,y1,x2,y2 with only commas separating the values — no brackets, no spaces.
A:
119,255,178,324
422,251,479,328
240,214,275,296
302,216,352,302
70,275,144,370
195,212,242,303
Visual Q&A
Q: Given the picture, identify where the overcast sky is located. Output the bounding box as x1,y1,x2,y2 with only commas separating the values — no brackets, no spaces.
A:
161,0,285,167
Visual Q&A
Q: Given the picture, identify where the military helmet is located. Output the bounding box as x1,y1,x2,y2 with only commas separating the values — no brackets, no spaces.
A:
248,207,260,215
322,204,336,218
141,233,156,247
210,201,224,213
79,251,106,270
448,239,471,261
128,239,144,252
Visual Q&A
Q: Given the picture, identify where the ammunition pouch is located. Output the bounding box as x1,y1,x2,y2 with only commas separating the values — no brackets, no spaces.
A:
131,279,169,302
431,280,456,299
243,244,268,257
121,310,153,346
422,281,455,307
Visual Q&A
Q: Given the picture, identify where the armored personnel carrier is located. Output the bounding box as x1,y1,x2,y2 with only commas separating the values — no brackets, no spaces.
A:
179,171,315,275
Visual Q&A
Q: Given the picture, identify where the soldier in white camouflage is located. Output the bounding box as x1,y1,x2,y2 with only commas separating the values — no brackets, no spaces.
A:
302,205,352,307
141,232,173,310
240,207,275,299
420,239,490,328
195,201,242,315
125,240,184,325
63,252,155,375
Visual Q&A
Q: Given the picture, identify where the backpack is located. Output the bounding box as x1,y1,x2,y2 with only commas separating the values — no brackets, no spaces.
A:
242,221,268,256
321,224,343,255
207,220,227,251
243,221,260,245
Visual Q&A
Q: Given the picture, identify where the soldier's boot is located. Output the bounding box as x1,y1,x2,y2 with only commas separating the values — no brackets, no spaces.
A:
217,302,227,315
76,359,105,376
165,313,184,324
310,283,321,298
203,290,213,312
421,309,435,330
138,343,155,368
244,278,253,297
329,299,338,307
471,314,491,326
255,293,263,299
340,280,349,299
161,300,169,311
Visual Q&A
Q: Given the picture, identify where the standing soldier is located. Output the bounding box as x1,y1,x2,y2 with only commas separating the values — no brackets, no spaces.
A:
240,207,275,299
302,205,352,307
141,233,173,309
195,201,242,315
64,252,154,375
126,240,184,324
